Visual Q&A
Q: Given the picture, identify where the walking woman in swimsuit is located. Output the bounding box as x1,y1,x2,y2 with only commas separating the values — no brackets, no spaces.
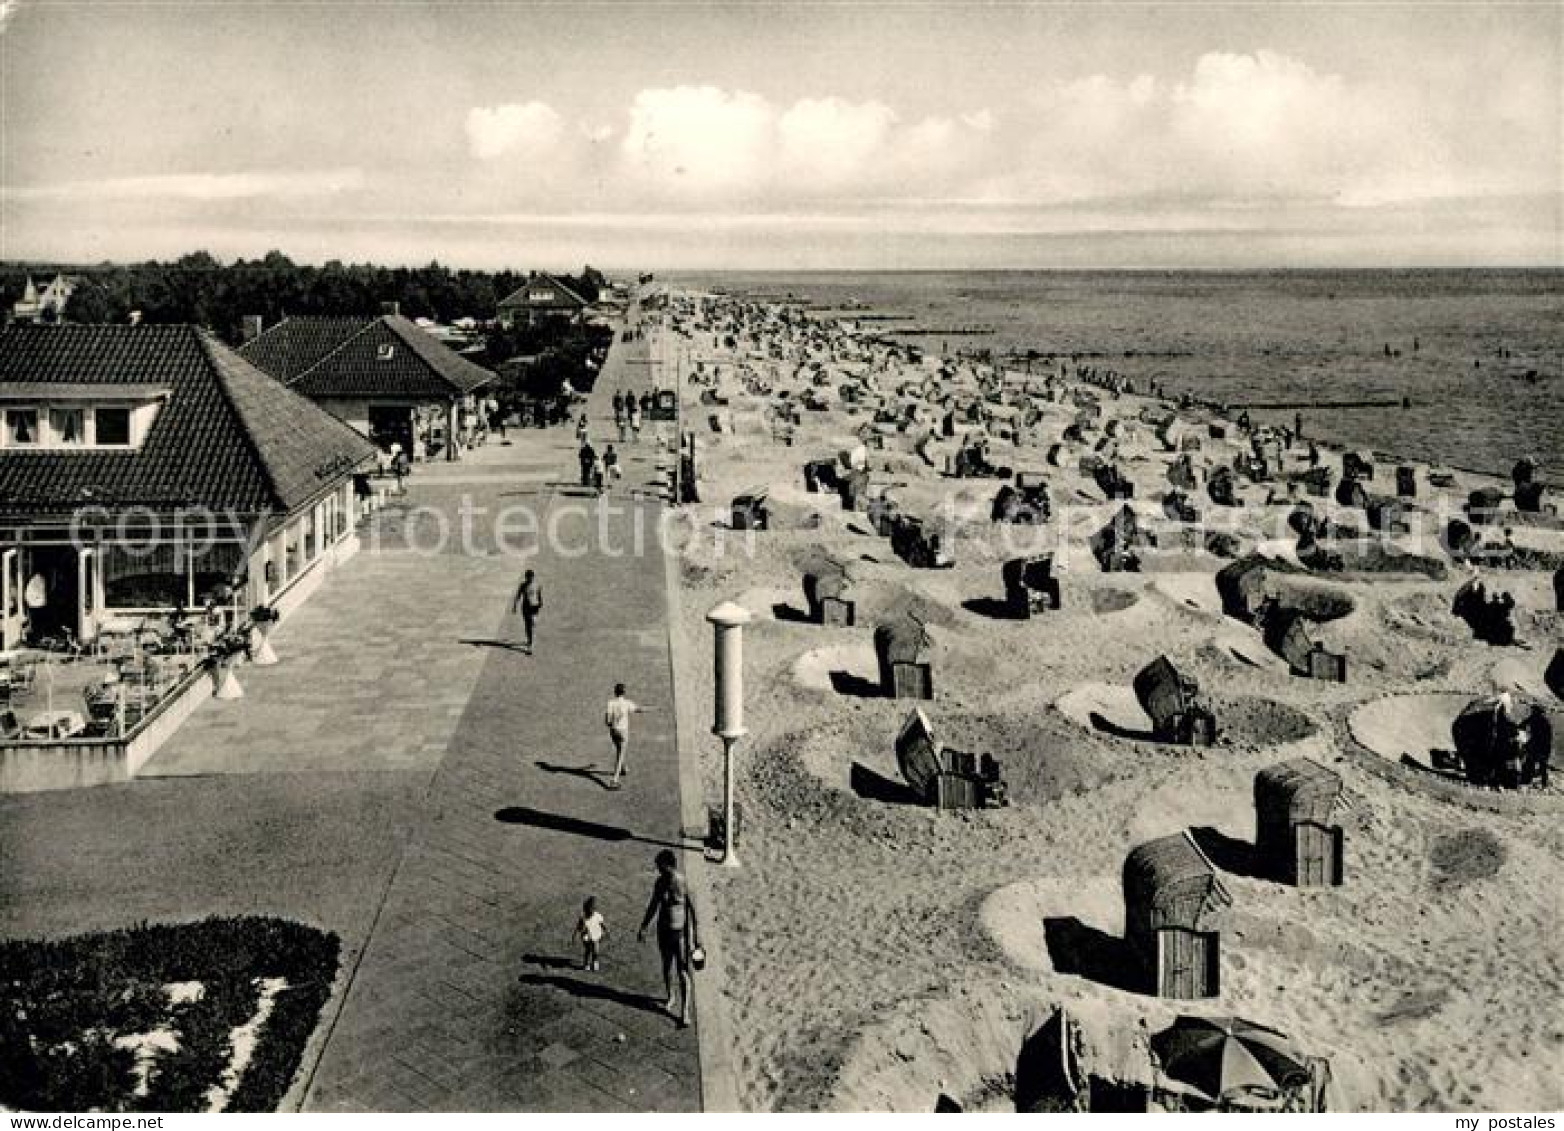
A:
637,849,700,1027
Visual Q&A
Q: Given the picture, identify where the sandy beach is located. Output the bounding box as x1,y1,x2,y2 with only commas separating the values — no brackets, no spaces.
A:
651,288,1564,1112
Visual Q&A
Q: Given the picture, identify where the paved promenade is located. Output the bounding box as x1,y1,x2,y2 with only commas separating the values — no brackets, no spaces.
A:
0,328,704,1111
301,330,701,1111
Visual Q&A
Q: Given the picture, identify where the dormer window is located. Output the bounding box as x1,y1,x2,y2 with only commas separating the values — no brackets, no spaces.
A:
49,407,84,445
0,395,162,450
5,408,38,446
95,406,132,446
377,344,395,361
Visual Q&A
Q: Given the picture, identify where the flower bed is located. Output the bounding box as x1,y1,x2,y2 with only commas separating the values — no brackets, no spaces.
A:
0,917,339,1112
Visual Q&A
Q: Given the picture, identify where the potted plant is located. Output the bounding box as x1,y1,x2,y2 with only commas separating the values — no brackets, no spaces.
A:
249,604,280,667
209,631,250,700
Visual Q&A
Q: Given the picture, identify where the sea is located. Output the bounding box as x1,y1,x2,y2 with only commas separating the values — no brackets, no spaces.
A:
671,270,1563,485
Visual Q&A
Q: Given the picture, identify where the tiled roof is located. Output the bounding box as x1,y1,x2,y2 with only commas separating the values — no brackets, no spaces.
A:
0,324,377,518
237,317,364,383
497,273,590,309
201,334,380,511
240,315,494,399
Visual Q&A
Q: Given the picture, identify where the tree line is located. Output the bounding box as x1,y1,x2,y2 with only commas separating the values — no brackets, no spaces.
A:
0,252,608,345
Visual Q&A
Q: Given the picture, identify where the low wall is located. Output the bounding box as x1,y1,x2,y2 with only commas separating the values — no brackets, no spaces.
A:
126,662,215,776
0,660,214,793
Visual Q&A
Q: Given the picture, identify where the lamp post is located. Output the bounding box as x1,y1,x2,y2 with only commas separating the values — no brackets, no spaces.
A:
706,600,751,867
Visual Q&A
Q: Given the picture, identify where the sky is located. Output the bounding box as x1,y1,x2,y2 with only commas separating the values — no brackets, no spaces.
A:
0,1,1559,270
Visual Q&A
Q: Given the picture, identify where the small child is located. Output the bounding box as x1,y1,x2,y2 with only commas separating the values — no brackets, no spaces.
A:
575,896,606,971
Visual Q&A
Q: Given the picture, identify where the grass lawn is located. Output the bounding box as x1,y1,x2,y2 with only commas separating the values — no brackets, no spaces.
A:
0,917,338,1112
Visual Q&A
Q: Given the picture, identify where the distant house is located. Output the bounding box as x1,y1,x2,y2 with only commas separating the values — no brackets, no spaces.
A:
0,324,378,650
11,275,77,324
240,311,494,460
496,273,590,329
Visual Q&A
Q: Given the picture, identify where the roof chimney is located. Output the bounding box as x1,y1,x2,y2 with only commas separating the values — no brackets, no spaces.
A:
381,301,400,317
241,314,264,343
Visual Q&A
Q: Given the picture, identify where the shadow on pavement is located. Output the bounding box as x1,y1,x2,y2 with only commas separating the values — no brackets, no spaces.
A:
494,805,686,850
520,953,580,971
461,638,528,652
535,760,614,790
517,972,670,1017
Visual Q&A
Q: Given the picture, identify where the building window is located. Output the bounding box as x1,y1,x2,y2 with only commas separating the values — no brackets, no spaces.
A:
50,407,85,445
94,406,132,446
5,408,39,445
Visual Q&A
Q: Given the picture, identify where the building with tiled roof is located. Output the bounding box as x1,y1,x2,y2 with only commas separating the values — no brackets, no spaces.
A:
496,273,590,329
0,323,378,649
240,311,495,461
11,275,78,323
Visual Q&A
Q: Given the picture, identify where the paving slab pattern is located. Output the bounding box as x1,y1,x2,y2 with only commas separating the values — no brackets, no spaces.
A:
1,327,701,1112
302,328,702,1112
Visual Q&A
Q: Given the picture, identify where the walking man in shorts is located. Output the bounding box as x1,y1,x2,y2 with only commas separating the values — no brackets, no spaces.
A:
605,682,652,789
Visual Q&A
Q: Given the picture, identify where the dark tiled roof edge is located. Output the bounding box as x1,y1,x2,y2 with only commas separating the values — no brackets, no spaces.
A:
197,329,379,512
382,315,495,395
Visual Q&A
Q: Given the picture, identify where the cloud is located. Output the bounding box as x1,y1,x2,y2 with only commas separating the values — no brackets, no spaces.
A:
465,102,564,160
612,86,994,201
621,85,774,193
474,57,1488,213
996,49,1496,209
777,97,896,185
3,168,366,202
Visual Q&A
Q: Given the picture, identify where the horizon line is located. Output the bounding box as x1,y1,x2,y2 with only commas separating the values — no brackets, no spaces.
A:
3,256,1561,275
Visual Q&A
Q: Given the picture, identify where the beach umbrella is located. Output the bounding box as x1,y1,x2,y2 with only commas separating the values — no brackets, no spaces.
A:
1150,1015,1308,1101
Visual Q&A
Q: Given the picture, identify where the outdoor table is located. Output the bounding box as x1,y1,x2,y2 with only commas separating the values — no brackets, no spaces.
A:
23,709,86,740
0,648,48,665
98,616,145,638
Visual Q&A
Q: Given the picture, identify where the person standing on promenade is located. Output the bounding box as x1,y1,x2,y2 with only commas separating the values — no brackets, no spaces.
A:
604,682,652,789
578,439,596,489
511,569,542,653
574,896,606,972
629,398,643,443
637,849,700,1027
